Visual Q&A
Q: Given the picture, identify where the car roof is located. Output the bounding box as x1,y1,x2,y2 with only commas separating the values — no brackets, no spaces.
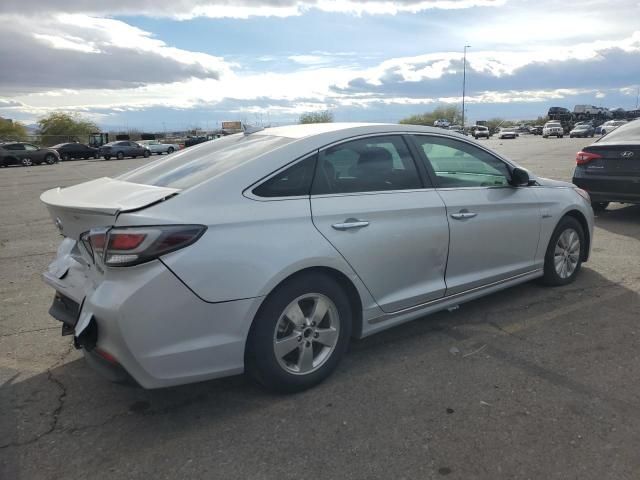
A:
253,122,462,140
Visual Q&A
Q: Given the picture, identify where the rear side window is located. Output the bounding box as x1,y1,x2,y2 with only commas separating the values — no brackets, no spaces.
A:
121,134,294,189
253,155,316,198
312,135,423,195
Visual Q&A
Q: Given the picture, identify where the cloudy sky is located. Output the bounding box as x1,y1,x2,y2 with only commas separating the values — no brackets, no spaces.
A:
1,0,639,130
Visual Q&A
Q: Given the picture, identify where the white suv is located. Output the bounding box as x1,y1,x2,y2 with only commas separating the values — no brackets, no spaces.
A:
543,122,564,138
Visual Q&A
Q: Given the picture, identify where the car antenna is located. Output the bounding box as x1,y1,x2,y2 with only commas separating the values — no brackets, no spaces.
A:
243,124,265,135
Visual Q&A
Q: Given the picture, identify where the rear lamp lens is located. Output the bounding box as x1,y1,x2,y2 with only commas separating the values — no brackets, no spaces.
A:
576,151,602,165
81,225,206,267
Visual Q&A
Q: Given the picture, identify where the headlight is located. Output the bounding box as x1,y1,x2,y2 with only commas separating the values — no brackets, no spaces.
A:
574,188,590,202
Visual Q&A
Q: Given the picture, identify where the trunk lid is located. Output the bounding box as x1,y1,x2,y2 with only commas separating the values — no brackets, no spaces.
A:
40,177,179,239
583,145,640,175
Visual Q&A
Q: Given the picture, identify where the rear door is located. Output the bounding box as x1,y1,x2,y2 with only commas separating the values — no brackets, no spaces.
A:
411,134,542,295
310,134,449,313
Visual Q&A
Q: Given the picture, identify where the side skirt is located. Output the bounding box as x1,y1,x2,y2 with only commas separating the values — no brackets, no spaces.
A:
362,269,543,337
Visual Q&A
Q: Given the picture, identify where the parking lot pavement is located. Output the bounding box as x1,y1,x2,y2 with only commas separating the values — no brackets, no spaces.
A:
1,136,639,479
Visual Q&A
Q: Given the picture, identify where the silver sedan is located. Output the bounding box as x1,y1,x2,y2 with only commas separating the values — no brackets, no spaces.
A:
41,123,594,392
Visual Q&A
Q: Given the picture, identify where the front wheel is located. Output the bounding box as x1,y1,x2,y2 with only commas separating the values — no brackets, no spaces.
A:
167,147,174,154
116,152,124,160
143,150,150,158
61,153,70,161
44,154,56,165
246,273,352,392
103,155,111,160
540,216,585,286
21,157,33,167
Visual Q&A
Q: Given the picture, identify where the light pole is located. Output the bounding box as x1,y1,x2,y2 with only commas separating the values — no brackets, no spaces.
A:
462,44,471,129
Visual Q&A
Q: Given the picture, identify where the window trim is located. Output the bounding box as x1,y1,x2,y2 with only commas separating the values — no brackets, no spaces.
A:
243,151,319,202
408,133,519,190
311,133,429,197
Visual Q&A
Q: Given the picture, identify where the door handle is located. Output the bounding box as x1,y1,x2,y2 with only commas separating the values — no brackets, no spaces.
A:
450,210,477,220
332,218,370,231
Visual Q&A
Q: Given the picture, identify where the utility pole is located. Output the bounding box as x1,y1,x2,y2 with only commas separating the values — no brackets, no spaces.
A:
462,44,471,129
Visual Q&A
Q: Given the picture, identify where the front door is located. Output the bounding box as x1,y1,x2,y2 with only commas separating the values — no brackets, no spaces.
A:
310,135,449,313
411,135,542,295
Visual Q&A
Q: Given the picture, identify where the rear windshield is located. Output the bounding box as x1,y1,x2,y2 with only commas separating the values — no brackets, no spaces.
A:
597,120,640,143
120,134,293,189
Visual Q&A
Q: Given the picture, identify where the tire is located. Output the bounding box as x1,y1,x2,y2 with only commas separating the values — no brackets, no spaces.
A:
21,157,33,167
132,156,137,159
591,201,609,212
543,135,548,138
83,155,90,160
61,153,70,161
44,154,56,165
167,147,174,154
104,155,111,160
116,151,124,160
559,135,564,138
246,273,352,392
143,150,150,158
540,216,585,286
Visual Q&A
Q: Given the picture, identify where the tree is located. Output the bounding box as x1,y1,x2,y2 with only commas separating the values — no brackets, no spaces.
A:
399,106,462,126
37,112,98,146
299,111,333,124
0,118,27,141
485,118,507,133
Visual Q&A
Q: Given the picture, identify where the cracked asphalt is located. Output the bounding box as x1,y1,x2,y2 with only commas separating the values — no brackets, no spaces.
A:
1,136,639,480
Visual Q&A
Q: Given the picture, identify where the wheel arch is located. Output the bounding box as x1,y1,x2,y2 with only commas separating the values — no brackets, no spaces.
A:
563,209,591,261
246,266,364,354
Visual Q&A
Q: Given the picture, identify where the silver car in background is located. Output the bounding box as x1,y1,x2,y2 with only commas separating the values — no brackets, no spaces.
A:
41,123,594,392
138,140,180,155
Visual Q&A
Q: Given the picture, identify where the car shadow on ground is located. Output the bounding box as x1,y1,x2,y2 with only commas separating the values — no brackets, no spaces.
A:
1,267,637,474
593,204,640,240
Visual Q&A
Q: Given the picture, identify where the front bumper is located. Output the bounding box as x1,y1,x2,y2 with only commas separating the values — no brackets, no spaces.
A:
43,249,263,388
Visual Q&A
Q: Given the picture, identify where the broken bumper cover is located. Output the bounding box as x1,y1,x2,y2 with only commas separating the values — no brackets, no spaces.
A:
43,252,264,389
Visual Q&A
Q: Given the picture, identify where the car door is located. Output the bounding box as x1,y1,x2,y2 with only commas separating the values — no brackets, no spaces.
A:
410,135,542,295
3,143,25,165
310,134,449,313
22,143,41,161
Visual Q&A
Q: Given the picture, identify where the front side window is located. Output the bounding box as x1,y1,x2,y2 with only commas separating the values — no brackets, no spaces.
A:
24,144,39,151
413,136,511,188
253,155,317,198
312,135,422,195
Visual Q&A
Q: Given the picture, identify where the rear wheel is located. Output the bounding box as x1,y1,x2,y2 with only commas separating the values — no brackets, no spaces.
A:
116,151,124,160
44,154,56,165
103,155,111,160
541,216,585,286
167,147,174,154
591,201,609,212
61,153,70,161
143,150,150,158
246,273,352,392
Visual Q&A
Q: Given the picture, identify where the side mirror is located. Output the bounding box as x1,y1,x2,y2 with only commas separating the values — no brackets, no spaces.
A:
510,167,530,186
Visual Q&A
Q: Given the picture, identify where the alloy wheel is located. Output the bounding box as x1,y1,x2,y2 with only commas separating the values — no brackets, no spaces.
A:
273,293,340,375
554,228,580,279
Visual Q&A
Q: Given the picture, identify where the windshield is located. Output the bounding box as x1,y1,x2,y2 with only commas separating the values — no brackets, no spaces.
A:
597,120,640,143
120,134,294,189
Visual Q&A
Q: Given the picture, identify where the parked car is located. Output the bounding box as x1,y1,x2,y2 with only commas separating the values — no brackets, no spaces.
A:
138,140,180,155
99,141,150,160
41,123,594,392
599,120,627,135
498,127,517,139
569,125,595,138
473,125,490,139
53,142,99,161
530,126,544,135
543,122,564,138
433,119,451,128
572,120,640,211
0,142,59,167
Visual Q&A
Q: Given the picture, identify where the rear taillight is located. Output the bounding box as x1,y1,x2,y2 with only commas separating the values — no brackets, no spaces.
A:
576,151,602,165
80,225,206,267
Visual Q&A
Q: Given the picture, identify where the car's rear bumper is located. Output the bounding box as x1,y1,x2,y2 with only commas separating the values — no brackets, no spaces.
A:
572,174,640,204
43,252,263,388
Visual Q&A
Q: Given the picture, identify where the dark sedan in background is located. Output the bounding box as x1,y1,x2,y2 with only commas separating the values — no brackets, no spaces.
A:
0,142,60,167
99,141,151,160
570,124,595,138
53,143,99,160
573,120,640,211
